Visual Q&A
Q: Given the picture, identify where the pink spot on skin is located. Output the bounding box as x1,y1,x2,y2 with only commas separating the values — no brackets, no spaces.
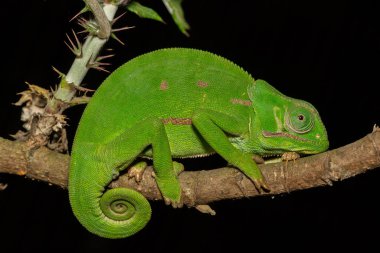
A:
161,117,192,125
160,80,169,90
197,80,208,88
230,98,252,106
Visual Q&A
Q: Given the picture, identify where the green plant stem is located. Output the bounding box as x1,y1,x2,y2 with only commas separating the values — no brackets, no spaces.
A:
55,3,119,102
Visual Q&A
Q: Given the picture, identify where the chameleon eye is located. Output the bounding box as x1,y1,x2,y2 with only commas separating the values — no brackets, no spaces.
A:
285,107,314,134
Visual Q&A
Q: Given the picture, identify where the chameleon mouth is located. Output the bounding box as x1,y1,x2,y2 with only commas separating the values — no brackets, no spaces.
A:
262,130,312,143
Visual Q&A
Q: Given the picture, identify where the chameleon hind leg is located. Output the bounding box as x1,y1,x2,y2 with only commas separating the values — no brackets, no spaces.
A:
192,109,269,191
100,117,181,206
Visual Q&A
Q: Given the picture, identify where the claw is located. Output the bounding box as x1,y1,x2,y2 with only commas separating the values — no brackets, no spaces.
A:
281,152,300,162
173,161,185,176
163,197,183,208
253,178,270,193
281,152,300,170
163,196,171,206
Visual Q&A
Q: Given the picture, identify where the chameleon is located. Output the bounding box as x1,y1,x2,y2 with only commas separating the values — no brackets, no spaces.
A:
69,48,329,239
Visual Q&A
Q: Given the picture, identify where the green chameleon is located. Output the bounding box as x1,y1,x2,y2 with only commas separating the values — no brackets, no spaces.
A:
69,48,328,238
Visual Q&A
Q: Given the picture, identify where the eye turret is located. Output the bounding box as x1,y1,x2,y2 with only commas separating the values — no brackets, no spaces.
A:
285,106,314,134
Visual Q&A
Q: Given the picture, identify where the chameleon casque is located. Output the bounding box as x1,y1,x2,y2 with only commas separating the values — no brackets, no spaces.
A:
69,48,329,238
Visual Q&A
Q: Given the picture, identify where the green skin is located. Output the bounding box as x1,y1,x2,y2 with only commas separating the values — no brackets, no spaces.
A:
69,48,329,239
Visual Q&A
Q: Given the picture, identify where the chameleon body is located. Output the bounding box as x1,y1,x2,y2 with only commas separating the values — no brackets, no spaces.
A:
69,48,328,238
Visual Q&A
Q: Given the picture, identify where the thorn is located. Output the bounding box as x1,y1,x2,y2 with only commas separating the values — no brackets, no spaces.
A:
110,21,134,46
52,66,65,78
86,54,115,73
112,25,135,33
96,54,115,62
92,66,110,73
77,17,88,31
71,85,95,93
77,29,88,35
77,17,98,36
64,29,82,57
111,33,125,45
69,6,90,22
111,11,127,25
70,96,92,106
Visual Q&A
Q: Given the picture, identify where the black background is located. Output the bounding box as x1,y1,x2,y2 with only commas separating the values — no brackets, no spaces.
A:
1,0,379,252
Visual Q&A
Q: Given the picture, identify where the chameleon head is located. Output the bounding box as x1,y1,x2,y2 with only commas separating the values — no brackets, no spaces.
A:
247,79,329,156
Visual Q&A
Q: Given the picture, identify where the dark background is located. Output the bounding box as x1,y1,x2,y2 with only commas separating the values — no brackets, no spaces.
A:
1,0,379,252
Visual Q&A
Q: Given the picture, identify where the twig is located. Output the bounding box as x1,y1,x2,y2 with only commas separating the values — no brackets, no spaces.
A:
13,1,122,150
65,1,118,86
84,0,112,39
1,128,379,206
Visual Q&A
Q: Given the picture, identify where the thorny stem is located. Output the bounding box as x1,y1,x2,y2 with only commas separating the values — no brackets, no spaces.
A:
64,3,118,88
9,0,128,152
16,1,122,147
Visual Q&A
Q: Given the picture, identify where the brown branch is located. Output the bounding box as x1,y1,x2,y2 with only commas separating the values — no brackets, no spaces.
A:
1,128,379,206
84,0,111,39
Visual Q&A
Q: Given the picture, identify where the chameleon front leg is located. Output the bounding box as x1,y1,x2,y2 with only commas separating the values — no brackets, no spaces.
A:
192,109,269,191
150,119,182,206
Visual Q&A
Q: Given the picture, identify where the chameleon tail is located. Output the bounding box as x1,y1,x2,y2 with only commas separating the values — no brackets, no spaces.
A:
69,166,151,239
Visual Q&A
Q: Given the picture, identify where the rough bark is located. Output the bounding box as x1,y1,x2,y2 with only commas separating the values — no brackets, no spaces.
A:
0,128,379,206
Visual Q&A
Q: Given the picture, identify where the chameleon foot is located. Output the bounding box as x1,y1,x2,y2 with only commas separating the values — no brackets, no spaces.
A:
164,197,183,208
281,152,300,162
127,161,148,183
173,161,185,176
157,162,183,208
253,178,270,193
281,151,300,169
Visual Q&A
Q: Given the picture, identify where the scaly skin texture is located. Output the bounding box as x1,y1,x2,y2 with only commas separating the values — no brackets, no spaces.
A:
69,48,329,239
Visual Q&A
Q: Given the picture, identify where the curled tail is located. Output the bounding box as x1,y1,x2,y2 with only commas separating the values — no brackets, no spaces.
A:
68,162,151,239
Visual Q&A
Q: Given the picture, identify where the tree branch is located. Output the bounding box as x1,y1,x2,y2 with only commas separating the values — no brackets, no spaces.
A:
1,127,379,206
